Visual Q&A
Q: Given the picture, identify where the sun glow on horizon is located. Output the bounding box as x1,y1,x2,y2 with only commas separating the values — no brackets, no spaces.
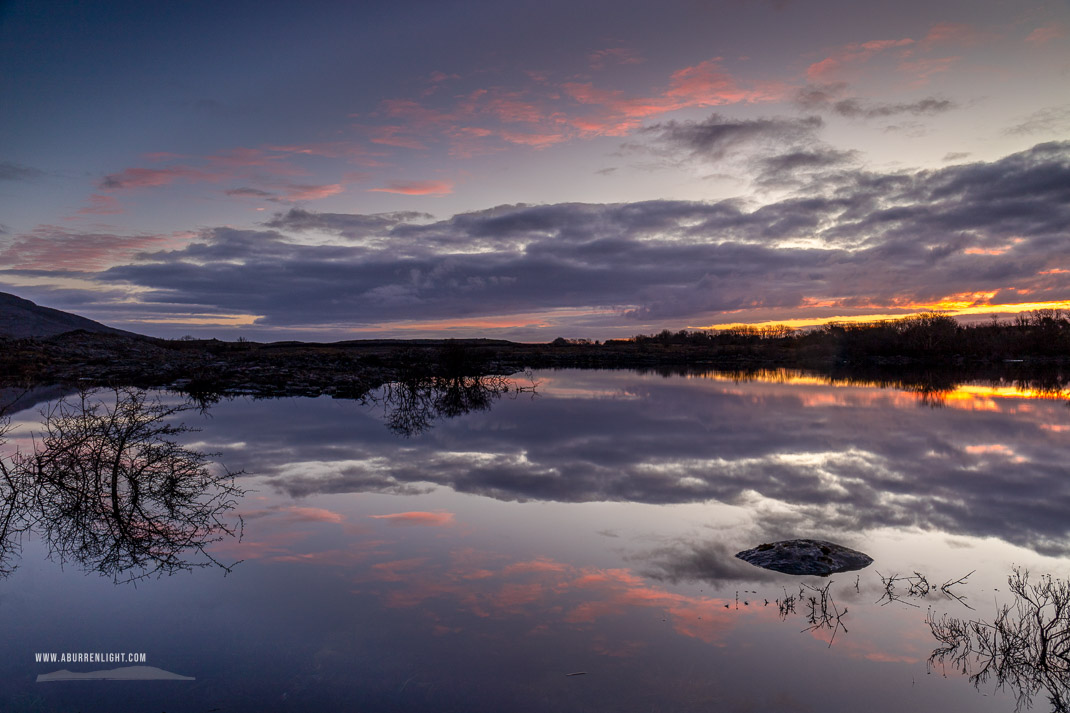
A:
699,298,1070,332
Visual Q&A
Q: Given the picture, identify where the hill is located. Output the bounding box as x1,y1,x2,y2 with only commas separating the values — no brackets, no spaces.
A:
0,292,136,339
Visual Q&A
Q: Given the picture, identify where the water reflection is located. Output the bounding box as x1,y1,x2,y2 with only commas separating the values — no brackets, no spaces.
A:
376,374,535,437
928,569,1070,712
2,368,1069,712
195,369,1070,558
0,388,244,582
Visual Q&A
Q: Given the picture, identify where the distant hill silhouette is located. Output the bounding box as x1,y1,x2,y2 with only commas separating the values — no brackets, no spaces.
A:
0,292,137,339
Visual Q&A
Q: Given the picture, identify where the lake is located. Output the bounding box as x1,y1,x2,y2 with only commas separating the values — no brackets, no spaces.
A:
2,368,1069,712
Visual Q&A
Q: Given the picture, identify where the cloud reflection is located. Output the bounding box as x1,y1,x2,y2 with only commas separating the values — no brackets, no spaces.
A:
211,370,1070,557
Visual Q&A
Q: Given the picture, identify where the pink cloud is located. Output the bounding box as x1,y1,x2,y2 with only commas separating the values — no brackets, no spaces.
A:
921,23,986,47
366,57,777,155
74,194,124,216
369,510,456,526
898,56,960,85
280,506,345,523
589,47,644,71
241,505,346,524
807,38,915,81
141,151,186,160
279,183,345,201
369,125,429,149
471,92,547,124
370,557,431,580
502,558,571,576
0,225,174,270
563,60,777,137
1026,25,1066,45
380,98,458,126
100,165,219,190
429,70,460,83
498,130,568,148
368,180,454,196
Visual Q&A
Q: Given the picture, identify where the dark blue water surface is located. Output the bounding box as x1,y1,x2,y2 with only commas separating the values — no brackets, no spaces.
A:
2,369,1069,712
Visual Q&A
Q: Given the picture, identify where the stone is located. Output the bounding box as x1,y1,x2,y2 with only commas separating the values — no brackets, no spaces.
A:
735,539,873,576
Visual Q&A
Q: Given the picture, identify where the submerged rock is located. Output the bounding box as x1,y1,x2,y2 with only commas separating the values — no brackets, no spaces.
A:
735,539,873,576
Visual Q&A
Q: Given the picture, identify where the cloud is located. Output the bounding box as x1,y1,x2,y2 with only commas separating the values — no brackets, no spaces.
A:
100,165,219,190
1025,25,1066,46
368,180,453,196
757,147,857,184
806,38,914,81
279,183,345,201
264,208,432,240
369,511,455,527
0,160,43,182
640,113,824,162
796,85,956,119
361,57,780,157
88,141,1070,332
1003,105,1070,136
588,47,644,71
209,369,1070,557
0,225,176,271
225,187,276,198
920,22,986,48
633,539,784,587
73,194,124,216
94,144,378,204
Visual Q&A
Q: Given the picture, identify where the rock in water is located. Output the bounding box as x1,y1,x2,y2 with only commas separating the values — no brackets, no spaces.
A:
735,539,873,576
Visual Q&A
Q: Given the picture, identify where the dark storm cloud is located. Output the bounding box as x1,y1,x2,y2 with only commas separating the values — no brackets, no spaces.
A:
795,84,957,119
94,142,1070,326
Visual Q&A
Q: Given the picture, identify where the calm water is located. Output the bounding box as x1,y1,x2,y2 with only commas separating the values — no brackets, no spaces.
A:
2,369,1069,712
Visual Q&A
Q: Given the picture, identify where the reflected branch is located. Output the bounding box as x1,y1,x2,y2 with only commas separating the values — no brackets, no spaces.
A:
800,581,848,647
0,415,32,577
2,388,246,583
927,568,1070,712
378,374,529,437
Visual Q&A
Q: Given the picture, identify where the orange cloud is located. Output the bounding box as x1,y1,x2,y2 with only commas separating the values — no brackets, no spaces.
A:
368,179,453,196
964,444,1017,456
369,511,456,527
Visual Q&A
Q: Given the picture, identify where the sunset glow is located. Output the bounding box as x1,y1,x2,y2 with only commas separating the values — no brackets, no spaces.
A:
1,0,1067,341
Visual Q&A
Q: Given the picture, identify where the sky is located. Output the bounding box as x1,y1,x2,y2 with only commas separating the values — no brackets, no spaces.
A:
1,0,1068,342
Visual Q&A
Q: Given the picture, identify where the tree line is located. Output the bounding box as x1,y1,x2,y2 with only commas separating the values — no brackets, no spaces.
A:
622,310,1070,362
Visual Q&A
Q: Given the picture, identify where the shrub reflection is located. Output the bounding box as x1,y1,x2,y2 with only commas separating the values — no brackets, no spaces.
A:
0,388,244,583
